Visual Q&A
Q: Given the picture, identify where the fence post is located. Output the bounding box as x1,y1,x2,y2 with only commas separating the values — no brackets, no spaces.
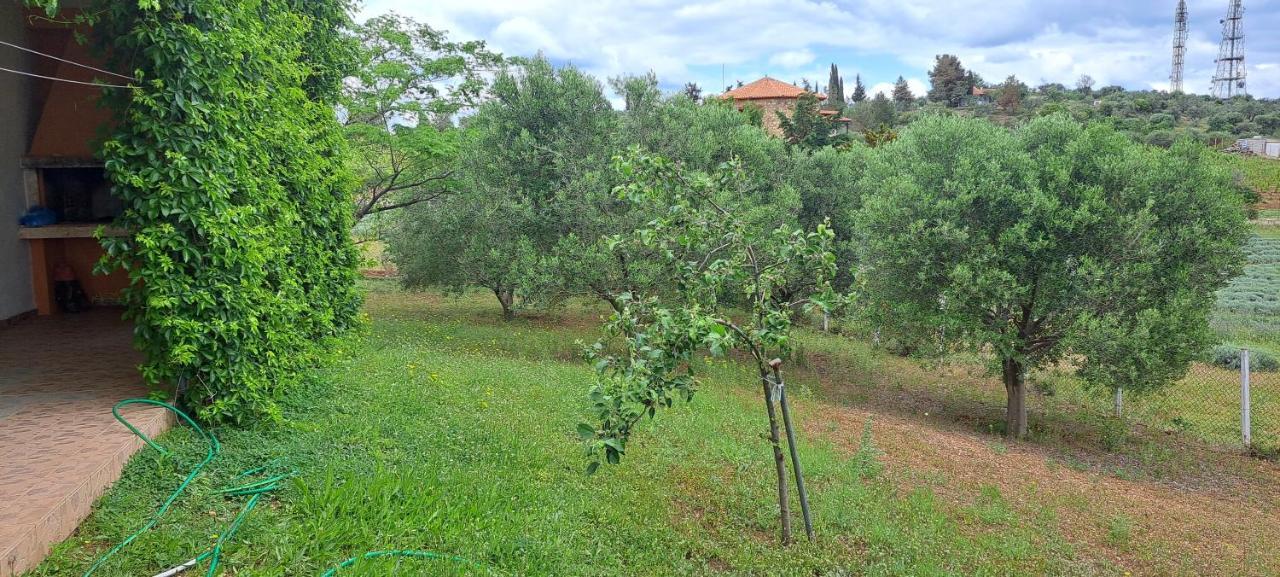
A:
1241,348,1252,447
1113,387,1123,418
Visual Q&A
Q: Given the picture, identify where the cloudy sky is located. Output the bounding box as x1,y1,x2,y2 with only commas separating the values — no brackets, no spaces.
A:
358,0,1279,103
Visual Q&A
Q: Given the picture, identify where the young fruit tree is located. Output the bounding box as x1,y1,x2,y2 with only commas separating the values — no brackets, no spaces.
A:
855,114,1248,438
578,150,839,545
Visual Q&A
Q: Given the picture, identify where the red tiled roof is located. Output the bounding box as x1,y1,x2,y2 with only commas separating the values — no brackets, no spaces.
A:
721,76,826,101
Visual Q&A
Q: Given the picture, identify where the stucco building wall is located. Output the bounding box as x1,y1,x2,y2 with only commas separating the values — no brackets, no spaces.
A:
1,3,35,320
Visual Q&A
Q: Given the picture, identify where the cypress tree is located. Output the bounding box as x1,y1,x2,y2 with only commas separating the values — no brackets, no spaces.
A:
827,63,844,106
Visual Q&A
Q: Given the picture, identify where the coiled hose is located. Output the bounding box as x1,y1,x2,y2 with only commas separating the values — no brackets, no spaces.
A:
84,399,486,576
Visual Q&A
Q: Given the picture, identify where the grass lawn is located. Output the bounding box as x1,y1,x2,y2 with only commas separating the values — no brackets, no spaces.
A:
30,281,1280,576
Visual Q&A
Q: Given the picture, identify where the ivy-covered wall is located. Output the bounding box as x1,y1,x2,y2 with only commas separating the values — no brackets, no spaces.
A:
85,0,360,423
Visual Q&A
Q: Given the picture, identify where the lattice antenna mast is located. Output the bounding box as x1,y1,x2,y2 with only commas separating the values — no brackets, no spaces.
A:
1210,0,1246,98
1170,0,1188,93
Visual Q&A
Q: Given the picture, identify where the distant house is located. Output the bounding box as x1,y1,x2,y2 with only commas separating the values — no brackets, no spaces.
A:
1239,137,1280,159
721,76,850,137
970,86,992,105
818,109,854,135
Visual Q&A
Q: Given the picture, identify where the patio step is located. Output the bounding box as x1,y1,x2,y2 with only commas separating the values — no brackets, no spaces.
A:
0,309,171,577
0,406,172,577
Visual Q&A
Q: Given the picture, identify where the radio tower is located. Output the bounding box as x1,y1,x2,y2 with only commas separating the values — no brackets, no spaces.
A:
1210,0,1246,98
1170,0,1187,93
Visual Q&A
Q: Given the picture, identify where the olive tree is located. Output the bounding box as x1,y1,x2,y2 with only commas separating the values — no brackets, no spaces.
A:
789,146,870,289
579,150,838,544
388,56,615,318
388,189,536,320
541,90,796,313
855,114,1248,437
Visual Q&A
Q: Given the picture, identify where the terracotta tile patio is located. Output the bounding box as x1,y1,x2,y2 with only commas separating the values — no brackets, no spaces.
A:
0,309,172,577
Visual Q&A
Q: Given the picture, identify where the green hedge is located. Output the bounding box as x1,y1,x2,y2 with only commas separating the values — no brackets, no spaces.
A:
90,0,360,423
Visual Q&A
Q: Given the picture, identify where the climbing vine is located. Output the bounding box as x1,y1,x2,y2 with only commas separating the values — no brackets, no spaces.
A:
72,0,361,423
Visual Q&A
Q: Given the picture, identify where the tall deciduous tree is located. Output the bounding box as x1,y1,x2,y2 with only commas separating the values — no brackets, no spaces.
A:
927,54,968,107
855,115,1247,437
343,14,504,223
997,74,1023,113
1076,74,1095,96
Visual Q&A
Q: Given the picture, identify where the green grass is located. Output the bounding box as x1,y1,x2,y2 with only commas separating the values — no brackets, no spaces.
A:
1032,362,1280,453
782,231,1280,459
1102,515,1132,549
31,282,1099,577
1239,155,1280,195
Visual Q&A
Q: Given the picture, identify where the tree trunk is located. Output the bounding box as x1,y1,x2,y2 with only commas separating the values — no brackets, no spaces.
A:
759,368,792,545
594,287,624,315
494,287,515,321
1002,357,1028,438
772,363,814,542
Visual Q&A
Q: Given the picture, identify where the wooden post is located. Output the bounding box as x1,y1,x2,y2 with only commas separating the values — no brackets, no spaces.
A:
759,368,791,545
771,358,814,542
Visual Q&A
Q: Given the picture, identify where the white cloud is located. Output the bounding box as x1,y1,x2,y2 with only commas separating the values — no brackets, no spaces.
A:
356,0,1280,99
769,49,815,69
491,17,566,57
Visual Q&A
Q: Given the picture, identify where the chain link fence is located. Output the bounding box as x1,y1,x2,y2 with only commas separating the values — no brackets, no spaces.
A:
1034,349,1278,456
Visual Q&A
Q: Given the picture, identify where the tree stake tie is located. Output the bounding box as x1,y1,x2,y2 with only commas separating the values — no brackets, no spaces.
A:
768,376,784,403
769,358,815,542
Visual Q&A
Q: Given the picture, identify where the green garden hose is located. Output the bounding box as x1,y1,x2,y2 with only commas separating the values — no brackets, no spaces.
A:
88,399,486,576
83,399,220,577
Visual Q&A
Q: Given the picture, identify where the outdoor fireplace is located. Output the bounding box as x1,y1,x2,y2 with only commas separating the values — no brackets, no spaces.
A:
15,23,128,315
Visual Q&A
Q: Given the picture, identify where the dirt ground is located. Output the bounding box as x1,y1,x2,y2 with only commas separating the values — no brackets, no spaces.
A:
797,394,1280,577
